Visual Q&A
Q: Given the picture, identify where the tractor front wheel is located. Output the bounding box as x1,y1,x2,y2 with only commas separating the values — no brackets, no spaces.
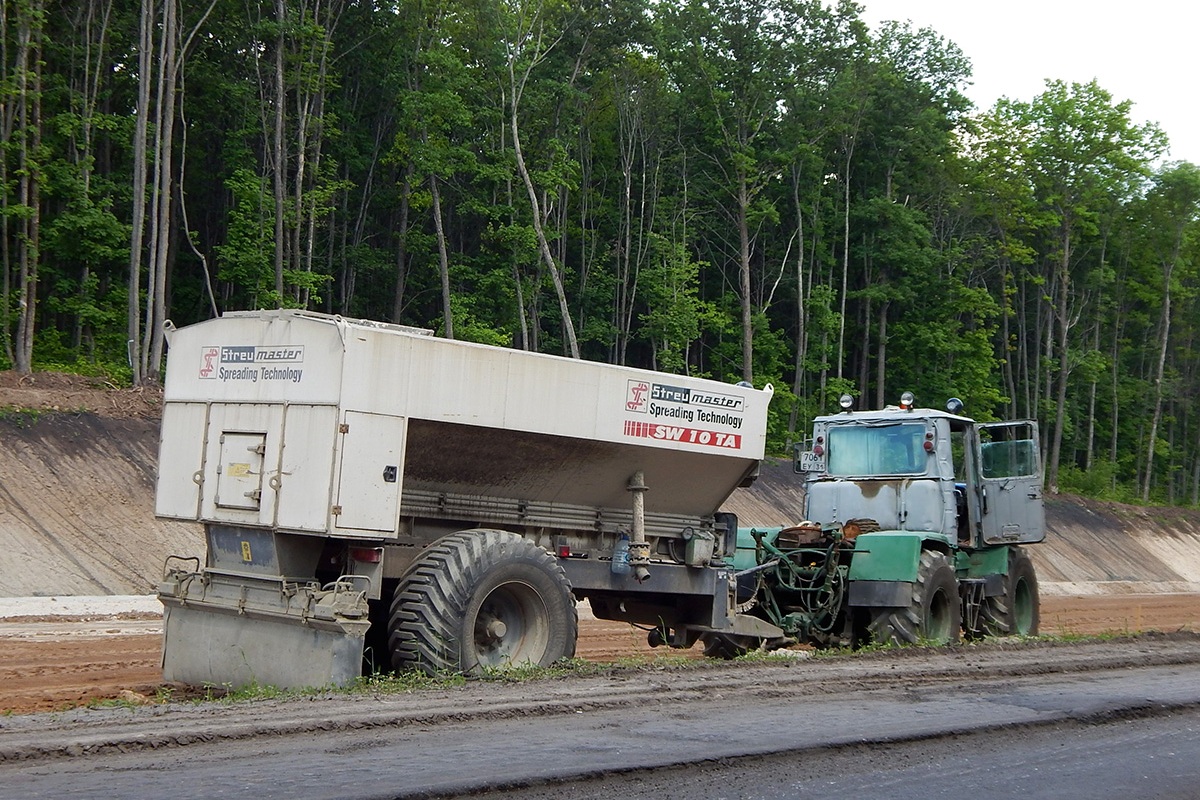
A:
974,547,1040,637
866,550,961,646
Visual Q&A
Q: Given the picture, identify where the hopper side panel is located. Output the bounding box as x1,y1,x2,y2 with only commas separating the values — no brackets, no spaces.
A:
337,329,768,461
403,419,756,517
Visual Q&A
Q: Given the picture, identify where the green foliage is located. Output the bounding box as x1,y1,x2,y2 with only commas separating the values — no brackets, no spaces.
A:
6,0,1200,505
214,168,277,307
1057,463,1140,504
444,292,512,346
639,236,710,374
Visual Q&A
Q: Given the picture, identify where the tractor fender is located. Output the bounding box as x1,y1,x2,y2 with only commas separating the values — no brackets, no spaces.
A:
846,531,953,607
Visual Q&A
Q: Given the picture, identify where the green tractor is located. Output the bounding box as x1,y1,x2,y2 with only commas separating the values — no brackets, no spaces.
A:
710,393,1043,656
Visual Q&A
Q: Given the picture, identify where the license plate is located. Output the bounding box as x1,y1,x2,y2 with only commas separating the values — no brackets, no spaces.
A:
799,451,825,472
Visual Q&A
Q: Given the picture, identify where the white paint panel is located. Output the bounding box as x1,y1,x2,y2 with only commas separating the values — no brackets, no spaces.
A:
155,402,208,520
159,310,775,528
334,411,406,535
162,311,345,406
274,405,339,532
342,327,769,459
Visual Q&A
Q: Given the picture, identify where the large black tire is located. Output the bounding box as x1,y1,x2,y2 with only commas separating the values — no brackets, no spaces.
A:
974,547,1040,637
388,530,578,676
866,550,961,646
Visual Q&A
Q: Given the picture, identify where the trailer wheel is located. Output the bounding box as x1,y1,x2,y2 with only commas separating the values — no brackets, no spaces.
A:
388,530,578,676
866,550,960,646
974,548,1040,637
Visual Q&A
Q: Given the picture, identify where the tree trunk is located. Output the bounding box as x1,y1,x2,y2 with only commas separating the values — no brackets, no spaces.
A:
836,139,852,380
135,0,178,384
508,71,579,358
788,167,808,446
391,163,413,322
272,0,286,300
875,300,889,409
1085,322,1099,472
0,0,11,366
13,2,42,374
737,171,753,383
1143,264,1175,501
429,173,453,339
127,0,154,384
1047,225,1072,494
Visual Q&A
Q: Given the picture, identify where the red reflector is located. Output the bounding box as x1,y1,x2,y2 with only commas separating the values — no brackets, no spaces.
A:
812,444,824,456
557,544,571,558
923,441,934,452
350,547,382,564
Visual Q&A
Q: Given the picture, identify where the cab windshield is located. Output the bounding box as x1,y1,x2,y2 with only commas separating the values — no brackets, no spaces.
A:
826,423,927,477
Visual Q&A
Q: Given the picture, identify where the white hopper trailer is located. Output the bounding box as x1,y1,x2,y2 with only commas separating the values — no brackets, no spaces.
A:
155,309,781,688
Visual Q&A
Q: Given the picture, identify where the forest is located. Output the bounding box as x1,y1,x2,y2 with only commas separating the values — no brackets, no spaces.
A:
1,0,1198,504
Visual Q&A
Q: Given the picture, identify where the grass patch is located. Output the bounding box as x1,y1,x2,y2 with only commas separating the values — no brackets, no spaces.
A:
0,407,42,428
155,654,709,709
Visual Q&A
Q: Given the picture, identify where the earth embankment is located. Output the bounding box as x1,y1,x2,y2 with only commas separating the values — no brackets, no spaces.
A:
0,412,201,595
1,371,1200,596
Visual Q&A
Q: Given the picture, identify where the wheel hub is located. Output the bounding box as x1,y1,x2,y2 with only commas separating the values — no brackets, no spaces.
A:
481,617,508,641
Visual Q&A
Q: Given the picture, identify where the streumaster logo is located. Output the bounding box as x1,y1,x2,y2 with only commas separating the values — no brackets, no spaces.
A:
199,345,305,383
627,380,746,429
626,380,650,412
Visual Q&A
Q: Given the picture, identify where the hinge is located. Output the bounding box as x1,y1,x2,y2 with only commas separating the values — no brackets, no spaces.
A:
339,423,350,434
332,505,342,516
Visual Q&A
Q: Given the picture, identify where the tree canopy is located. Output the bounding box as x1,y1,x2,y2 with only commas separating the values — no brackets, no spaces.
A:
2,0,1197,504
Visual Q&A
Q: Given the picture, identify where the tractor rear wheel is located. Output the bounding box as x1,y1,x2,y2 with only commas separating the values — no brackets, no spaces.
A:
388,530,578,676
975,548,1040,637
866,550,960,646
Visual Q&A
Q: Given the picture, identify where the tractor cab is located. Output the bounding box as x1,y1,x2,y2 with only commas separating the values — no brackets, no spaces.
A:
796,394,1045,548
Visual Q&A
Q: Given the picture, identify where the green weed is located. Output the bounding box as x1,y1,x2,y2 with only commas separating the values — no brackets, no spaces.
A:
0,407,42,428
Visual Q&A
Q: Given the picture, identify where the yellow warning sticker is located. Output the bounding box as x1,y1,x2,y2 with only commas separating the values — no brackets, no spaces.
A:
241,541,253,561
228,462,251,477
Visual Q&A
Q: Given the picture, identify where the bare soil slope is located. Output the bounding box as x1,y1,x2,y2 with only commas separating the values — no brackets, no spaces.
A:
3,370,1200,596
0,373,202,595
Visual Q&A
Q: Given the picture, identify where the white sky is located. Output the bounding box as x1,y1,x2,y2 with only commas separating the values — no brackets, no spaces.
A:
858,1,1199,165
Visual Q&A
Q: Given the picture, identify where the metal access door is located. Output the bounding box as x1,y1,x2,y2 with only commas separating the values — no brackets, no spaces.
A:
216,431,267,510
333,411,406,535
970,420,1045,545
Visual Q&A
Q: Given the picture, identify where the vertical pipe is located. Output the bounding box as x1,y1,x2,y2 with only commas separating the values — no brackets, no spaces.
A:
627,471,650,583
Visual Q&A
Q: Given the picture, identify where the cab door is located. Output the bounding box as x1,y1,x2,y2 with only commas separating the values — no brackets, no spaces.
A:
966,421,1045,545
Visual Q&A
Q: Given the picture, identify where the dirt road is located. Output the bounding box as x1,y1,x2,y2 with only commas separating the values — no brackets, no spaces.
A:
3,633,1200,800
1,593,1196,715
